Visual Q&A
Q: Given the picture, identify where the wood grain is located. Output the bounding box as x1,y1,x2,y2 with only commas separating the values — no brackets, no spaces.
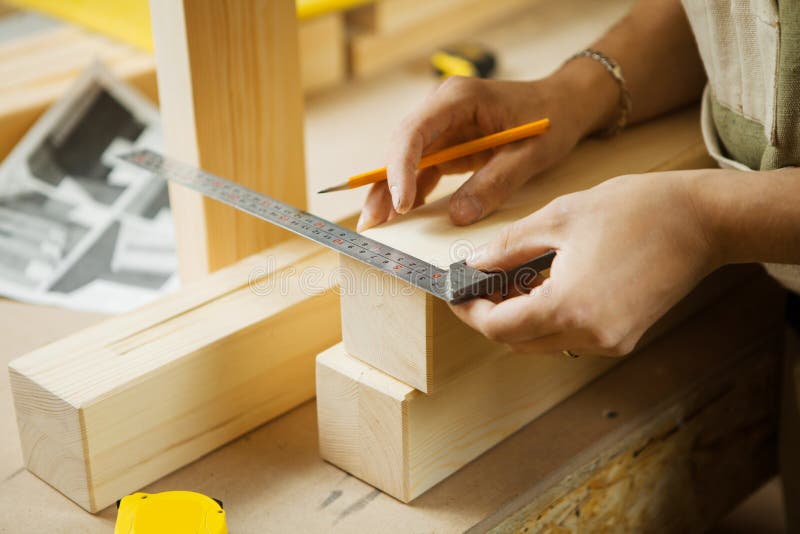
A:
9,238,341,512
149,0,307,281
300,12,347,94
318,342,617,503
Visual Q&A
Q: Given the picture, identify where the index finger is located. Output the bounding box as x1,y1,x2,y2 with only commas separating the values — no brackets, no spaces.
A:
386,79,479,214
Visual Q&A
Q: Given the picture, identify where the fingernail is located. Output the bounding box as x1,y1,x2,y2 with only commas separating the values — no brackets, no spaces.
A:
455,195,483,223
390,185,401,211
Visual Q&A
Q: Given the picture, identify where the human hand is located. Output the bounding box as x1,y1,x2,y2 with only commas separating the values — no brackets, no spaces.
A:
450,170,721,356
357,73,608,231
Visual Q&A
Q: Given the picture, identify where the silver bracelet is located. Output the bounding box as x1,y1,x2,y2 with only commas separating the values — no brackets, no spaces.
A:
567,48,632,137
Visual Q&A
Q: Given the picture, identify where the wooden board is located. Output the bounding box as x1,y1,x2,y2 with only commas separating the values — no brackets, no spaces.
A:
340,108,715,393
319,271,786,504
149,0,307,282
317,344,617,503
349,0,468,34
299,12,347,94
349,0,533,78
8,237,342,512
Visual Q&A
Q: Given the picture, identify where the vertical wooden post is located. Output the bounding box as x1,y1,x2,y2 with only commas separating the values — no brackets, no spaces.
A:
149,0,306,281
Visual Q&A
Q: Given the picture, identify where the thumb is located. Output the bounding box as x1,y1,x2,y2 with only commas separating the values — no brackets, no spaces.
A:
468,212,554,272
448,140,543,226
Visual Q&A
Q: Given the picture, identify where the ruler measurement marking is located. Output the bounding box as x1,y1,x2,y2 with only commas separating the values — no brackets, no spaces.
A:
123,150,451,299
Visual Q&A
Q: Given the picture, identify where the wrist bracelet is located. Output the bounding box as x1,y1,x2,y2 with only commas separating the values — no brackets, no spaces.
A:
567,48,632,137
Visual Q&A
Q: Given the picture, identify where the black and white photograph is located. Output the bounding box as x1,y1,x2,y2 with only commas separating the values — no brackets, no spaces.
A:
0,63,176,312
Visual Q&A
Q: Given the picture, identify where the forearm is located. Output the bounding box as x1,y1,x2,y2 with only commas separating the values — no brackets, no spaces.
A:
549,0,706,137
690,168,800,266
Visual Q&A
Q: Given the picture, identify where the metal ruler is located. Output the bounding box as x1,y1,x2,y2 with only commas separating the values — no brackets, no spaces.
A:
121,149,555,303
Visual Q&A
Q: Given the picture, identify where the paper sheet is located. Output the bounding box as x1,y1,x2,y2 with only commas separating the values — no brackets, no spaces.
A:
0,63,177,313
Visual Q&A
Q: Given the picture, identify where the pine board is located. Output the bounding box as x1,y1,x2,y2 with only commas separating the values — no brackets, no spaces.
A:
9,239,341,512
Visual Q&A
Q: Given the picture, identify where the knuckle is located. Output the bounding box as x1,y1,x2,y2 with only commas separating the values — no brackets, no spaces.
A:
520,143,546,170
395,115,418,139
482,321,507,344
439,76,490,102
552,300,634,356
483,170,515,201
615,338,637,357
545,194,573,217
588,326,629,356
440,75,475,93
404,124,426,150
552,299,593,332
538,196,572,231
395,114,428,145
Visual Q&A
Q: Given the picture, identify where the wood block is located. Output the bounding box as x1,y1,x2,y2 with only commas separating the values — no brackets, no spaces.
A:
319,271,785,503
299,13,346,94
8,238,341,512
149,0,307,281
349,0,532,78
340,108,715,392
350,0,470,34
317,342,616,503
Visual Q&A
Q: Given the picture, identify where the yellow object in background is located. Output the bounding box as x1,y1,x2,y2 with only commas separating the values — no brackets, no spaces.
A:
5,0,153,50
115,491,227,534
430,43,497,79
297,0,374,19
5,0,375,51
430,50,478,78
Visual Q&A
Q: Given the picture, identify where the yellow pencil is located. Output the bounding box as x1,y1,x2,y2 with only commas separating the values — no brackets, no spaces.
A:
317,117,550,193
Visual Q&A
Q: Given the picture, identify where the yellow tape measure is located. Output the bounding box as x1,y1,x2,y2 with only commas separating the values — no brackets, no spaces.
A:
115,491,228,534
430,43,497,79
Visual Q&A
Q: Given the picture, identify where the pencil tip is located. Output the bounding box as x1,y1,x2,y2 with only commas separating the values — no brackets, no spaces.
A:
317,182,349,194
